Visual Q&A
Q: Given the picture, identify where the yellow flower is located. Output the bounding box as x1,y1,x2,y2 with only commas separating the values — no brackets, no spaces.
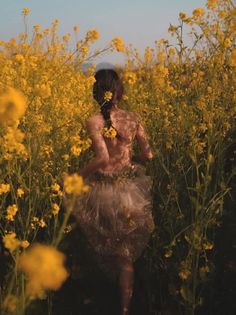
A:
43,28,50,35
79,46,89,54
104,91,113,101
200,265,210,274
32,216,39,222
3,127,28,160
52,203,60,215
157,64,169,77
219,10,226,18
39,219,46,228
21,240,30,249
224,38,231,48
179,12,190,23
33,24,41,32
195,141,206,154
102,126,117,138
164,248,173,258
63,33,71,42
0,183,10,195
193,7,205,18
179,269,191,280
3,295,18,312
207,86,213,94
168,24,178,34
6,204,18,221
110,37,125,52
169,47,176,56
51,183,61,192
22,8,30,16
207,0,218,8
73,25,78,32
17,188,25,198
71,145,82,156
18,244,68,299
230,49,236,66
124,72,137,85
14,54,25,63
64,173,89,195
0,88,27,126
62,154,70,161
36,84,51,99
3,233,21,252
203,241,214,250
86,29,99,42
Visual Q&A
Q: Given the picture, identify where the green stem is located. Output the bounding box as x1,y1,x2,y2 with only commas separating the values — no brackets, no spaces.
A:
52,194,76,247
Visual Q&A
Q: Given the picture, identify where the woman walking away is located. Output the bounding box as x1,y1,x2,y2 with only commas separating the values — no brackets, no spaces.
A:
69,68,155,315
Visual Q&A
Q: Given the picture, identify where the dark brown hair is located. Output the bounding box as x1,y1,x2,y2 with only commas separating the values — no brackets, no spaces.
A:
93,69,123,123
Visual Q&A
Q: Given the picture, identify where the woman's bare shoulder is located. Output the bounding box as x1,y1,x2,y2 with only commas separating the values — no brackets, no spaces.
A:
116,108,139,121
86,113,103,127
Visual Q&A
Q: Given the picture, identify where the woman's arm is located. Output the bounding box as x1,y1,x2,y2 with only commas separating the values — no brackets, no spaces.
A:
133,115,153,165
80,117,109,179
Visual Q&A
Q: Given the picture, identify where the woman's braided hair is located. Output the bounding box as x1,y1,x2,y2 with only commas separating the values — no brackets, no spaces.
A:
93,69,124,135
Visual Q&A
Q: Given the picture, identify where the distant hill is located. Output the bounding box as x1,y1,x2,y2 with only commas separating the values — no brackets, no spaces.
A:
95,62,116,71
80,62,116,73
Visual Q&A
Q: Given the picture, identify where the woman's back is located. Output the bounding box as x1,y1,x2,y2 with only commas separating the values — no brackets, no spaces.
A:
86,107,153,174
70,68,154,315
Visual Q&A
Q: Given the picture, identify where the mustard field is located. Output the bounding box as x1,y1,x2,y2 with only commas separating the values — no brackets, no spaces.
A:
0,0,236,314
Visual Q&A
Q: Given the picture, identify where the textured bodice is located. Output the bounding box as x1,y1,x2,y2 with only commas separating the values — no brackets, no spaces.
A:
85,107,153,174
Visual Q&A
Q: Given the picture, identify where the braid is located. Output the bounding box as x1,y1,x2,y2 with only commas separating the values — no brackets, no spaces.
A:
100,100,113,127
93,69,124,138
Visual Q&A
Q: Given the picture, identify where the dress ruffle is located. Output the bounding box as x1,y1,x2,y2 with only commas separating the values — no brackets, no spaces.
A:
71,163,155,278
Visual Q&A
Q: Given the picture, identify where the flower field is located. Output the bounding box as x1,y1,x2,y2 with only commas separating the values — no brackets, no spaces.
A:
0,0,236,314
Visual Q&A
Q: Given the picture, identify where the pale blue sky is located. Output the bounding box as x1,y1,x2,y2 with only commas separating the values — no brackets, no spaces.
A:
0,0,206,63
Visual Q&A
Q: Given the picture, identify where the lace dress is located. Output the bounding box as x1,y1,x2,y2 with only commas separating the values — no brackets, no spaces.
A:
72,107,155,279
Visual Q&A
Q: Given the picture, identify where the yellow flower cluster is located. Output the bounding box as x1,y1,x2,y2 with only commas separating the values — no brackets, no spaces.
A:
102,126,117,138
2,295,18,312
1,127,28,160
86,29,100,42
6,204,18,221
17,188,25,198
207,0,218,8
52,203,60,215
63,173,89,195
179,269,191,281
179,12,191,23
0,88,27,126
3,233,21,252
51,183,63,198
193,7,205,18
110,37,125,52
35,83,51,99
230,49,236,66
0,183,10,195
104,91,113,101
22,8,30,16
18,244,68,299
123,72,137,85
3,232,30,252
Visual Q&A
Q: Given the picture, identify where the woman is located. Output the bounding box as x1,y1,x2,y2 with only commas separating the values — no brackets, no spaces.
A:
73,69,154,315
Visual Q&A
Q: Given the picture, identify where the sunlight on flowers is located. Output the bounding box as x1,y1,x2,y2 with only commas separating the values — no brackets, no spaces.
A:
0,88,27,126
18,244,68,299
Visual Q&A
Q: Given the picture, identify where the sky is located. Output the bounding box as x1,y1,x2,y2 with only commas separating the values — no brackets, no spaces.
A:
0,0,206,64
